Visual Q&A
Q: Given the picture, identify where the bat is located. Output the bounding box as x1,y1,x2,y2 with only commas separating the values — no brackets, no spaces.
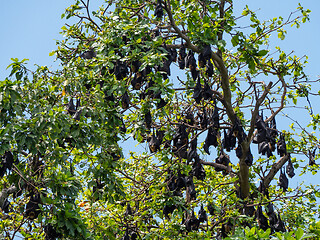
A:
286,154,295,178
279,168,288,192
198,205,207,222
277,133,287,157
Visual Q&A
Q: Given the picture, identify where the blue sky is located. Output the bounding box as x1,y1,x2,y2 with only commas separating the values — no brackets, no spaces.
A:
1,1,319,80
1,1,320,189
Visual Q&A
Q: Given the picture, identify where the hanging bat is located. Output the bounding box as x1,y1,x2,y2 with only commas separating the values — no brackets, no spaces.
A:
148,133,160,153
114,61,128,80
178,44,187,69
121,91,130,109
191,155,206,180
279,168,289,192
309,148,316,166
286,154,295,178
193,76,202,104
186,176,196,200
203,127,218,154
163,204,176,219
80,49,96,59
206,60,214,77
277,133,287,157
199,108,208,129
25,193,41,220
202,80,214,100
256,205,269,231
274,213,286,232
154,0,164,19
198,205,207,223
207,203,215,215
144,110,152,129
67,98,76,115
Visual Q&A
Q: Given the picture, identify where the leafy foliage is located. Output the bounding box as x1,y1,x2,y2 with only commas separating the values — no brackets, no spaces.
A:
0,0,320,239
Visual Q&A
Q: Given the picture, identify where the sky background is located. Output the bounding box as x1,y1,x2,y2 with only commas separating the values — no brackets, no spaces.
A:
0,1,320,190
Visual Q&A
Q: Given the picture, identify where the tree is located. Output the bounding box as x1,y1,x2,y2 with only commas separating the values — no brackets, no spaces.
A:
1,0,320,239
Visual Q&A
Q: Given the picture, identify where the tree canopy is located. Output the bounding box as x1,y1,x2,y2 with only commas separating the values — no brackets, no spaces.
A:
1,0,320,239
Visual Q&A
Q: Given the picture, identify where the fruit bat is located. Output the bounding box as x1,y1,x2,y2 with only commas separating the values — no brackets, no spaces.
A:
199,109,208,129
198,52,206,68
145,110,152,129
178,45,187,69
131,74,143,90
131,60,141,73
185,50,197,71
119,117,127,133
3,151,14,171
187,137,197,163
172,125,188,159
222,129,236,152
258,141,273,157
154,0,164,19
121,230,130,240
156,130,165,145
148,133,160,153
215,152,230,172
202,45,212,61
25,193,41,220
191,155,206,180
243,205,255,217
125,203,133,216
212,103,220,129
277,133,287,157
186,176,196,200
67,98,76,115
163,204,176,218
114,61,128,80
206,59,214,77
269,211,278,233
256,205,269,231
1,198,10,213
232,118,246,143
176,171,187,191
266,203,274,216
121,91,130,109
279,168,288,192
193,76,202,104
131,232,138,240
185,211,200,232
202,80,214,100
286,154,295,178
81,49,96,59
258,181,269,198
221,220,233,238
198,205,207,223
245,148,253,166
269,116,278,138
207,203,215,215
309,148,316,166
274,213,286,232
168,47,177,62
44,224,62,240
253,113,268,144
235,144,242,159
185,110,195,126
203,127,218,154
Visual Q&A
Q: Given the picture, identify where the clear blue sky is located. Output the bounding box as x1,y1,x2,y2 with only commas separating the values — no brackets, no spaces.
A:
0,1,319,187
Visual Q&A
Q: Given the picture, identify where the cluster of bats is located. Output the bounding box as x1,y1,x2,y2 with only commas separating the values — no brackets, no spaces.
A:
76,21,317,237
